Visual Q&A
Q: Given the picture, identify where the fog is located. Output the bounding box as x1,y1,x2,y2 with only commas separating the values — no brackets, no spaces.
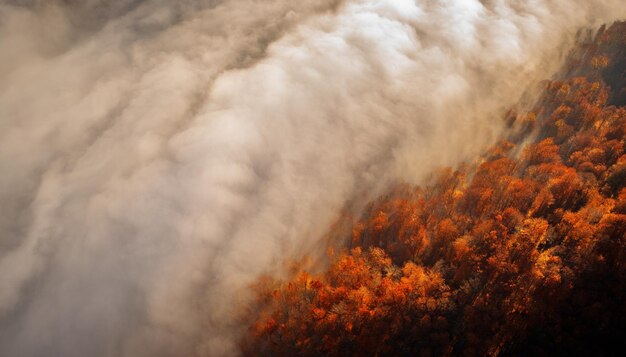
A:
0,0,624,356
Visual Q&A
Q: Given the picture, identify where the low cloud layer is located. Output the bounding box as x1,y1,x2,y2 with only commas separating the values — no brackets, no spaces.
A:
0,1,624,356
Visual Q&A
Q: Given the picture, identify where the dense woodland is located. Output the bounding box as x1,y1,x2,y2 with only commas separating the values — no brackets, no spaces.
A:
243,22,626,356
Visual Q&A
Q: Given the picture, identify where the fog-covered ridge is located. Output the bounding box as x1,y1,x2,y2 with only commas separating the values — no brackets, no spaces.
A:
0,1,624,356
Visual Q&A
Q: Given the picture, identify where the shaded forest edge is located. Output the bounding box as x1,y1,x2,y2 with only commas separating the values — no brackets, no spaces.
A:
241,22,626,356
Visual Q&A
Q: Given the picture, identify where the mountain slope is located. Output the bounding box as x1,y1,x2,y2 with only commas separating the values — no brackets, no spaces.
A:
243,22,626,357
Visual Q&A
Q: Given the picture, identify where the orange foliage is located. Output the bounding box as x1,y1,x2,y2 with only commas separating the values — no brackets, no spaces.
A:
243,22,626,356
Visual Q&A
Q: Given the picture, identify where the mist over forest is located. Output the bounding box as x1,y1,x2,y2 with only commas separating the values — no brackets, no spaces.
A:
0,1,625,356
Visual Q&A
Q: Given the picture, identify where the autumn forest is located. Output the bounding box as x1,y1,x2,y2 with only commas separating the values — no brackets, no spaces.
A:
243,22,626,356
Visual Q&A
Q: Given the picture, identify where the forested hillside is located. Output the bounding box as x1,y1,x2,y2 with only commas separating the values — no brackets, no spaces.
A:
244,22,626,356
